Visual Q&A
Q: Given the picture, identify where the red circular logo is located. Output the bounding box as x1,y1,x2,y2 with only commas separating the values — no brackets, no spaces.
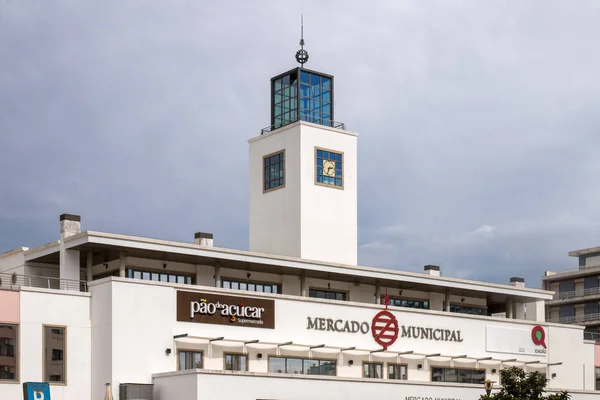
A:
371,310,399,350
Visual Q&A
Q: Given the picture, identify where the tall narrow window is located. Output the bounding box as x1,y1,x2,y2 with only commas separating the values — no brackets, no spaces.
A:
263,151,285,192
44,326,66,384
178,350,203,370
363,362,383,379
0,323,18,382
224,353,248,371
388,364,407,380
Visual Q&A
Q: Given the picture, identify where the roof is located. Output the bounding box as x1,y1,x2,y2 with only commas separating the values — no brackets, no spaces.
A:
16,230,553,303
568,246,600,257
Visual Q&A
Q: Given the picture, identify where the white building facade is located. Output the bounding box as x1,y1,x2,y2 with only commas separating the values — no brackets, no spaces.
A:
1,57,599,400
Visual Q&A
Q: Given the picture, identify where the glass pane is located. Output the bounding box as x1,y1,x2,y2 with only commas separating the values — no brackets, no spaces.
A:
169,275,176,283
179,352,186,370
256,284,264,292
232,282,239,290
44,326,65,382
270,357,285,373
432,368,443,381
239,355,248,372
319,361,336,376
248,283,255,291
240,282,247,291
311,86,321,98
457,369,471,383
177,276,185,284
126,269,133,278
0,324,17,381
286,358,303,374
472,369,485,384
193,353,202,368
225,354,233,370
265,285,272,293
160,274,168,282
322,77,331,89
133,271,142,279
300,71,309,84
300,84,310,98
322,91,331,102
272,285,279,294
275,78,282,91
222,280,231,289
282,74,290,86
310,73,320,86
151,273,159,281
304,359,319,375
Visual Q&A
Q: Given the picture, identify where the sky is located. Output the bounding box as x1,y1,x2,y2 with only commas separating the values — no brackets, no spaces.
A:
1,1,600,288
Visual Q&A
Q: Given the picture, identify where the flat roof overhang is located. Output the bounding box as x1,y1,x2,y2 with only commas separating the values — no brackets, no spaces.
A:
23,231,553,305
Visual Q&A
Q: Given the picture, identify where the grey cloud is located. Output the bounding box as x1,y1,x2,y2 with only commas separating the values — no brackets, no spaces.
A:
1,1,600,287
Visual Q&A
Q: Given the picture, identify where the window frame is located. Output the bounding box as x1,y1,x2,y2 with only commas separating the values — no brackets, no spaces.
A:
177,349,204,370
387,363,408,380
308,287,348,301
0,322,19,383
42,324,67,385
220,277,281,294
314,146,344,190
384,296,430,310
431,366,486,384
362,361,384,379
263,150,286,193
126,267,195,285
223,352,249,372
267,356,337,376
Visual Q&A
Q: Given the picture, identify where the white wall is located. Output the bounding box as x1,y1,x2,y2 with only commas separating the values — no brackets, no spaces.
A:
299,124,358,266
0,248,25,274
249,124,302,258
90,281,113,400
153,370,600,400
0,288,91,400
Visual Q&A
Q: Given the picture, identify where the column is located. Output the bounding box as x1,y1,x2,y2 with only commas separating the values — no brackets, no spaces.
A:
86,251,93,282
300,271,307,297
444,291,451,311
214,262,221,288
375,283,381,304
119,251,126,278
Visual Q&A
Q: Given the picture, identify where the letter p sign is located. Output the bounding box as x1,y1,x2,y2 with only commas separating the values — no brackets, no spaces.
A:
23,382,51,400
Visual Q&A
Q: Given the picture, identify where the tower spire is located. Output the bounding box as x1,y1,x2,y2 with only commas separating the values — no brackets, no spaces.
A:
295,14,309,67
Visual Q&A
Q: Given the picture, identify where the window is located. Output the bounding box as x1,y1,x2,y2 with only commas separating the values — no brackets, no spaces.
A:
595,367,600,390
445,303,487,316
309,288,346,301
126,268,194,285
384,297,429,310
268,357,335,376
225,354,248,372
272,70,299,129
44,326,66,384
315,148,343,188
0,323,18,381
432,367,485,384
299,70,332,127
559,305,575,319
264,151,285,192
363,362,383,379
388,364,407,380
178,351,203,370
221,278,280,294
558,280,575,293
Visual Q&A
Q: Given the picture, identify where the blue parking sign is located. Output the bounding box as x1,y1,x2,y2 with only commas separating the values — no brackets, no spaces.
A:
23,382,51,400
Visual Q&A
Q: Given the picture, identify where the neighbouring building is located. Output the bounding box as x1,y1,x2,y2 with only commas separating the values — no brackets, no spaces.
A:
1,41,599,400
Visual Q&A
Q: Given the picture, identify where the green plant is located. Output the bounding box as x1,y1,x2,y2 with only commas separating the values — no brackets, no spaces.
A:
480,366,570,400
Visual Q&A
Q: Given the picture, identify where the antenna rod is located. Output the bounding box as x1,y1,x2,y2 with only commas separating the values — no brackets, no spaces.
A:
300,14,304,48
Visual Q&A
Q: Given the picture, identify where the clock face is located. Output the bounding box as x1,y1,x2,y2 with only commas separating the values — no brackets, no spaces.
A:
322,160,336,177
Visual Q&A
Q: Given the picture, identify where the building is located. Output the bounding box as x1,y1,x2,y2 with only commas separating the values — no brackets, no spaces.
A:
1,41,599,400
543,246,600,341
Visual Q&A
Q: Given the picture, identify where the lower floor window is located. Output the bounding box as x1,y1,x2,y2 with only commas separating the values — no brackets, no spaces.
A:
388,364,407,380
595,367,600,390
178,351,203,370
432,367,485,384
43,325,66,383
225,353,248,372
0,323,18,381
363,362,383,379
269,357,336,376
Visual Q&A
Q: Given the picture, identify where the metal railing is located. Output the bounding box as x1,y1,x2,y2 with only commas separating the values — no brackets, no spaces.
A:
0,272,87,292
261,115,346,135
584,331,600,341
553,286,600,300
547,313,600,324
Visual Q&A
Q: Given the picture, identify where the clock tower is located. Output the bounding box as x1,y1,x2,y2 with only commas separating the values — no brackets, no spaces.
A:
248,28,358,266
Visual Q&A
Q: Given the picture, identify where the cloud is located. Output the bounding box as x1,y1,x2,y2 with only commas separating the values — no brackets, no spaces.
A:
1,1,600,288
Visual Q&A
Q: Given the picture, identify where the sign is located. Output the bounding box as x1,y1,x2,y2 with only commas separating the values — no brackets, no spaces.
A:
176,291,275,329
371,310,399,349
486,325,548,356
306,313,463,346
23,382,51,400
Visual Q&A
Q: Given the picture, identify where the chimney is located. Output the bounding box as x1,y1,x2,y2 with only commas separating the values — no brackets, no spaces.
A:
424,265,440,277
194,232,213,247
60,214,81,239
510,277,525,288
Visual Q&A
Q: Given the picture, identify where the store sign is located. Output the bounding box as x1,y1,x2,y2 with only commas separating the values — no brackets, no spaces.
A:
306,312,464,347
23,382,51,400
486,325,548,356
177,291,275,329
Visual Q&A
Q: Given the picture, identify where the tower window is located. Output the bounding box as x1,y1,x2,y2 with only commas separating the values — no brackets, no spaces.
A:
315,147,343,188
264,150,285,192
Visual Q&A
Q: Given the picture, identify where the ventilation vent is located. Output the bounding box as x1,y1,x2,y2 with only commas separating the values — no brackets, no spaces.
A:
119,383,154,400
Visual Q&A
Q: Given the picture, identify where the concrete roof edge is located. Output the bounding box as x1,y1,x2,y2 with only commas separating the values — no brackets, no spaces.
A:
568,246,600,257
73,231,553,299
0,247,29,258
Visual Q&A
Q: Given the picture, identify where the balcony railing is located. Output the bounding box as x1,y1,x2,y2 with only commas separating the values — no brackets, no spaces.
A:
0,273,87,292
548,313,600,324
552,286,600,300
584,331,600,341
261,116,346,135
